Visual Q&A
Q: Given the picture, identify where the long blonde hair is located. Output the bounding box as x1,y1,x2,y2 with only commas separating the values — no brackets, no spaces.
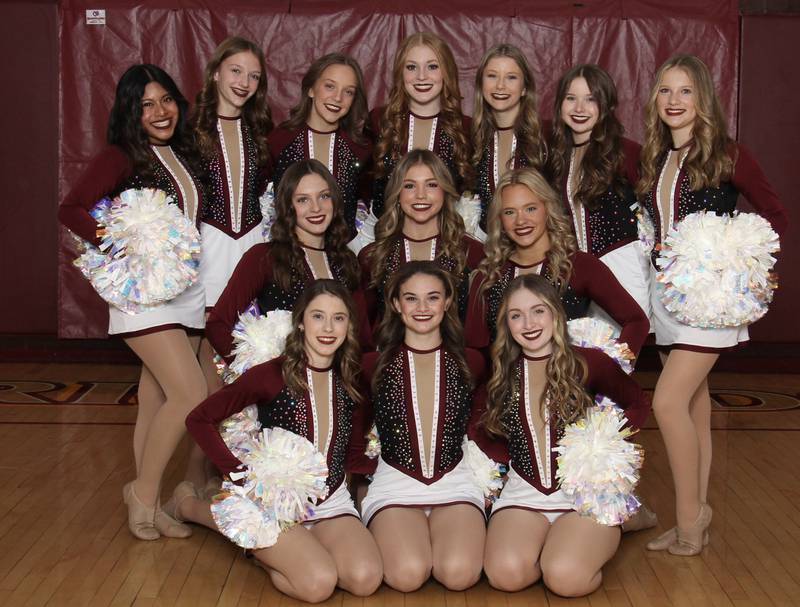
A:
480,167,576,293
638,54,734,196
482,274,593,437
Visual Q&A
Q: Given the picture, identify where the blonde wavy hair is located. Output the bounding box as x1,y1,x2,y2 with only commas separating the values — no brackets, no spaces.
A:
367,150,467,289
638,54,734,196
482,274,593,437
480,167,576,293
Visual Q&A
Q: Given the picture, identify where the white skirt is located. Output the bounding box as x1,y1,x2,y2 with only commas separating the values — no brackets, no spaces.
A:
589,241,651,332
649,264,748,351
108,279,205,336
491,467,574,523
360,456,486,526
199,223,264,307
305,481,359,526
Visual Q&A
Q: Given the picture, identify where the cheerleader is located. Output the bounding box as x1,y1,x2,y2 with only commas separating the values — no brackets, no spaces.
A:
205,159,362,361
465,167,649,356
59,65,207,540
358,150,484,326
371,32,472,219
472,44,547,229
549,64,650,323
183,280,382,602
269,53,371,234
638,55,788,555
356,261,486,592
475,274,650,596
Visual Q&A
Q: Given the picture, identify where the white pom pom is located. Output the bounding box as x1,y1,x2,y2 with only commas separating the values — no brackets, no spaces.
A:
347,200,378,254
226,308,293,382
211,427,329,549
219,404,262,460
567,318,635,374
260,182,276,241
634,203,655,256
461,436,504,498
555,397,643,526
456,194,487,243
656,211,780,328
364,424,381,459
73,189,200,314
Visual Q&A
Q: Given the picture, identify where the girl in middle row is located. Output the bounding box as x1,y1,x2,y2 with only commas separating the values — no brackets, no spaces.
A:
371,31,472,219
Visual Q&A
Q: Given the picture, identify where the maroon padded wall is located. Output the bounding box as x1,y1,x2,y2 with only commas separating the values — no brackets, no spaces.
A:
56,0,741,337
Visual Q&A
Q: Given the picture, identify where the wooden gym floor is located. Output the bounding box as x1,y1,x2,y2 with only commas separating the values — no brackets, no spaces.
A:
1,360,799,606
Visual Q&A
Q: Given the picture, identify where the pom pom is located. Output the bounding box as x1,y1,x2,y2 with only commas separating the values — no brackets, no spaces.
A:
260,182,276,241
347,200,378,254
226,307,293,382
567,318,634,374
456,193,487,243
555,397,643,526
211,427,329,549
656,211,780,328
364,424,381,459
73,189,200,314
219,404,262,460
634,203,655,256
461,436,504,499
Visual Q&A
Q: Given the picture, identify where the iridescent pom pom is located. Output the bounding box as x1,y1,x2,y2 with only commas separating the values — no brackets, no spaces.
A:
211,427,329,549
260,182,275,241
456,193,487,243
364,424,381,459
347,200,378,255
226,307,292,383
656,211,779,328
567,318,634,374
461,436,504,500
73,189,200,314
555,397,643,526
635,203,655,256
219,404,262,460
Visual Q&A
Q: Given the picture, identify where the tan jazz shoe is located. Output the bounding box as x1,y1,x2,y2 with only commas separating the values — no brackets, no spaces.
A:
668,504,713,556
157,481,199,538
122,481,160,541
623,503,659,533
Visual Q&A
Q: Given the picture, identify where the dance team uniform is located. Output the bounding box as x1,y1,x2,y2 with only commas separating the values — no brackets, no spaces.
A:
355,345,487,525
474,126,531,229
465,252,650,354
199,116,269,307
269,125,372,233
369,108,471,218
186,357,360,523
471,347,650,522
59,144,206,336
559,138,650,321
641,144,788,351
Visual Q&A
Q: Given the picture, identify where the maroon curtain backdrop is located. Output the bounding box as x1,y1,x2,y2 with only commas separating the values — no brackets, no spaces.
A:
57,0,740,337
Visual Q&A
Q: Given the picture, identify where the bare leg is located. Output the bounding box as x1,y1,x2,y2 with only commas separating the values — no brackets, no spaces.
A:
311,516,383,596
369,508,432,592
690,378,713,504
125,329,208,508
132,365,164,474
174,493,217,529
540,512,620,597
484,508,550,591
428,504,485,591
652,350,718,530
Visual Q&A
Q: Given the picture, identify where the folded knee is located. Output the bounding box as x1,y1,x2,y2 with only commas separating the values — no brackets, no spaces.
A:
485,556,540,592
340,558,383,596
383,558,430,593
295,568,338,604
433,556,482,591
541,559,600,598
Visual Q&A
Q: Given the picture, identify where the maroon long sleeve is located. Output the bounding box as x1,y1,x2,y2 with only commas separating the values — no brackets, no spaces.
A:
732,144,789,237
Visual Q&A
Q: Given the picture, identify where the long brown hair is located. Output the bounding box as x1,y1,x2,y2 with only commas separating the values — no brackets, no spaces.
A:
549,64,628,210
280,53,369,146
480,167,576,293
270,159,360,291
372,261,471,393
366,150,467,289
282,280,363,404
638,54,734,196
374,32,471,184
482,274,593,437
471,44,547,171
192,36,273,165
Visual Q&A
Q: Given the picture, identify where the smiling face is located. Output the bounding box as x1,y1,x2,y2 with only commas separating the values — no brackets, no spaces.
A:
560,76,599,144
292,172,334,245
656,66,697,142
499,184,550,254
403,44,444,114
214,51,261,117
140,81,179,145
481,56,525,118
301,293,350,368
307,63,358,131
506,288,554,358
399,162,444,228
392,272,450,339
